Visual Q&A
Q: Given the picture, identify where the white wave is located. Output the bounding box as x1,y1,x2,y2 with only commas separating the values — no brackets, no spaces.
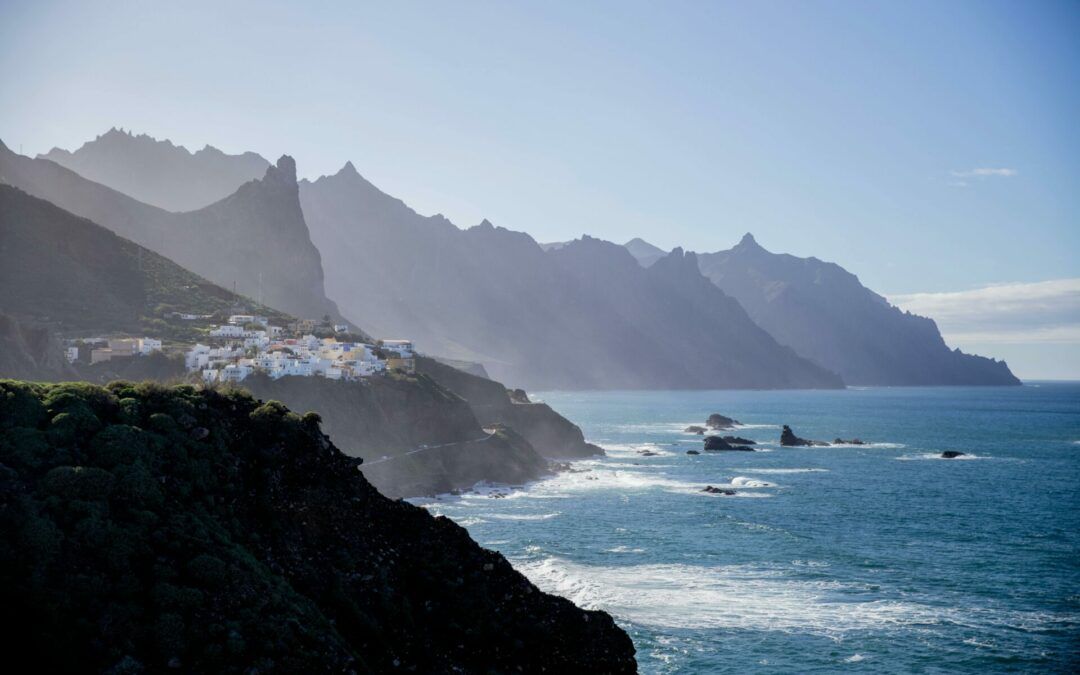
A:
844,654,866,663
598,442,675,458
605,545,646,554
829,442,906,449
732,468,830,474
514,558,1064,635
453,516,487,527
486,512,561,521
896,453,984,461
733,423,781,429
730,476,774,488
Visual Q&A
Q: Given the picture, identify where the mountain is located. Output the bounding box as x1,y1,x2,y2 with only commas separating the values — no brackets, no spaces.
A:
299,163,842,389
623,237,667,267
39,127,269,211
0,184,286,338
695,233,1020,386
0,380,636,672
0,141,347,325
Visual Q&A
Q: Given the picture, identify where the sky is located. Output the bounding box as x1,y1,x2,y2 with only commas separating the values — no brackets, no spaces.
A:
1,0,1077,378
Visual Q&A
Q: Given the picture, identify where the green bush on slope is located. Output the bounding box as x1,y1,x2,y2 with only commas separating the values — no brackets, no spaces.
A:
0,380,635,674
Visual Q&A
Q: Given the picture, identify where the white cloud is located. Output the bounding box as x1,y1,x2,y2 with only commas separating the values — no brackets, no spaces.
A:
950,167,1018,178
890,278,1080,345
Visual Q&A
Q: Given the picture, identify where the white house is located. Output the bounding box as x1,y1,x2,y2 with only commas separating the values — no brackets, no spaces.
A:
219,364,253,382
138,338,162,354
65,346,80,363
209,325,245,338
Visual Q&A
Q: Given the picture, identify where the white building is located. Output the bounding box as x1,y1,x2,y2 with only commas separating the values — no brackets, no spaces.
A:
209,325,245,338
138,338,162,354
65,346,80,363
380,339,414,358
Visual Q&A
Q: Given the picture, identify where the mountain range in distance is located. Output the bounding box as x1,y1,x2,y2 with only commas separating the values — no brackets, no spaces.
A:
3,129,1020,388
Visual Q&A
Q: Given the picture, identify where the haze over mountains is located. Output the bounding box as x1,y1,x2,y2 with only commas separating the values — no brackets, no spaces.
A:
300,163,840,389
0,140,345,326
40,127,269,211
3,128,1021,388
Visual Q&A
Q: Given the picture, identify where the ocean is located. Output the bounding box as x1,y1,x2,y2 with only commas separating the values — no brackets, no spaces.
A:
415,383,1080,673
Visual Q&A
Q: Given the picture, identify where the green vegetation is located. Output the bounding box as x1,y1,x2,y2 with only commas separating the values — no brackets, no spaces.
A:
0,379,635,673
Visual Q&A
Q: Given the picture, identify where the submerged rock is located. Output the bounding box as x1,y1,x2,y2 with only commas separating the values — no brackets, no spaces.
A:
702,485,736,495
686,450,700,455
940,451,966,459
638,450,659,457
706,413,740,429
684,425,707,434
833,438,866,445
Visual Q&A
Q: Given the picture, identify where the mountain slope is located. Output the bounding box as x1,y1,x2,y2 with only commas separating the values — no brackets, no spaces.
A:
299,163,842,389
39,127,269,211
0,141,345,325
696,233,1020,385
0,184,285,337
0,380,636,672
623,237,667,267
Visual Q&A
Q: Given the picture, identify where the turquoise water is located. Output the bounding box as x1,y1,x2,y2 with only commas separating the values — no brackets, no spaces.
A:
416,383,1080,672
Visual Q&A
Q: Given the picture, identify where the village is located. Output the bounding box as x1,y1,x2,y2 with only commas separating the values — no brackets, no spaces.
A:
64,313,415,383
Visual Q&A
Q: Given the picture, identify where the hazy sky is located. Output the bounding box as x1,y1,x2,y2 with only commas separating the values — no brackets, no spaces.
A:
1,0,1077,377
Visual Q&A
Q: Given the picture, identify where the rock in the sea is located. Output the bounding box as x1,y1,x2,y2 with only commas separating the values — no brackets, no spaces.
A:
686,450,700,455
684,425,707,434
706,413,740,429
780,425,828,447
940,451,966,459
702,485,736,495
719,435,755,445
638,450,659,457
703,436,754,452
833,438,866,445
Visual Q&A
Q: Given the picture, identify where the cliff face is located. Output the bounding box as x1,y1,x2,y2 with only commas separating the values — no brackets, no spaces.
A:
695,234,1021,386
416,356,603,458
0,380,636,672
0,142,346,325
299,164,842,390
0,312,79,381
238,373,552,497
39,128,270,212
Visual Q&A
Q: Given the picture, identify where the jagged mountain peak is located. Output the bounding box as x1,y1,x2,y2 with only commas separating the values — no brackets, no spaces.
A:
267,154,297,183
734,232,765,251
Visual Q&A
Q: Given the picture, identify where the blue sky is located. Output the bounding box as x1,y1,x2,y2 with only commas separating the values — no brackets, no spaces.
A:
1,0,1077,377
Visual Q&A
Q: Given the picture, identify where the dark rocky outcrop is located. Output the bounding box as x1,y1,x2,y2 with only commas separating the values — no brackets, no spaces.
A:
780,425,829,447
684,425,707,434
238,372,551,498
415,357,602,459
0,380,636,672
694,233,1020,386
704,436,754,452
941,451,967,459
718,435,755,445
833,438,866,445
686,449,701,455
706,413,740,429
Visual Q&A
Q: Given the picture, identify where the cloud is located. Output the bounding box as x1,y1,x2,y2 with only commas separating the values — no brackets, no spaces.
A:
889,278,1080,345
950,167,1018,178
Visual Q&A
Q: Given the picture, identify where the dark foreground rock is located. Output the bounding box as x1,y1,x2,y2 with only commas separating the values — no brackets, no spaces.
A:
718,435,756,445
703,436,754,452
0,380,636,673
706,413,740,429
780,424,829,447
941,451,967,459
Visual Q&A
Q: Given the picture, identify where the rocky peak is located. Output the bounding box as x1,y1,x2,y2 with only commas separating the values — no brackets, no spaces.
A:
264,155,298,185
734,232,765,252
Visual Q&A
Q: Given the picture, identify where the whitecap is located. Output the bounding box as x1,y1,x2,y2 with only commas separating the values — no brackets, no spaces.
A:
896,453,984,461
730,476,774,488
732,468,829,474
486,512,561,521
513,558,1067,636
844,654,866,663
604,545,646,554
